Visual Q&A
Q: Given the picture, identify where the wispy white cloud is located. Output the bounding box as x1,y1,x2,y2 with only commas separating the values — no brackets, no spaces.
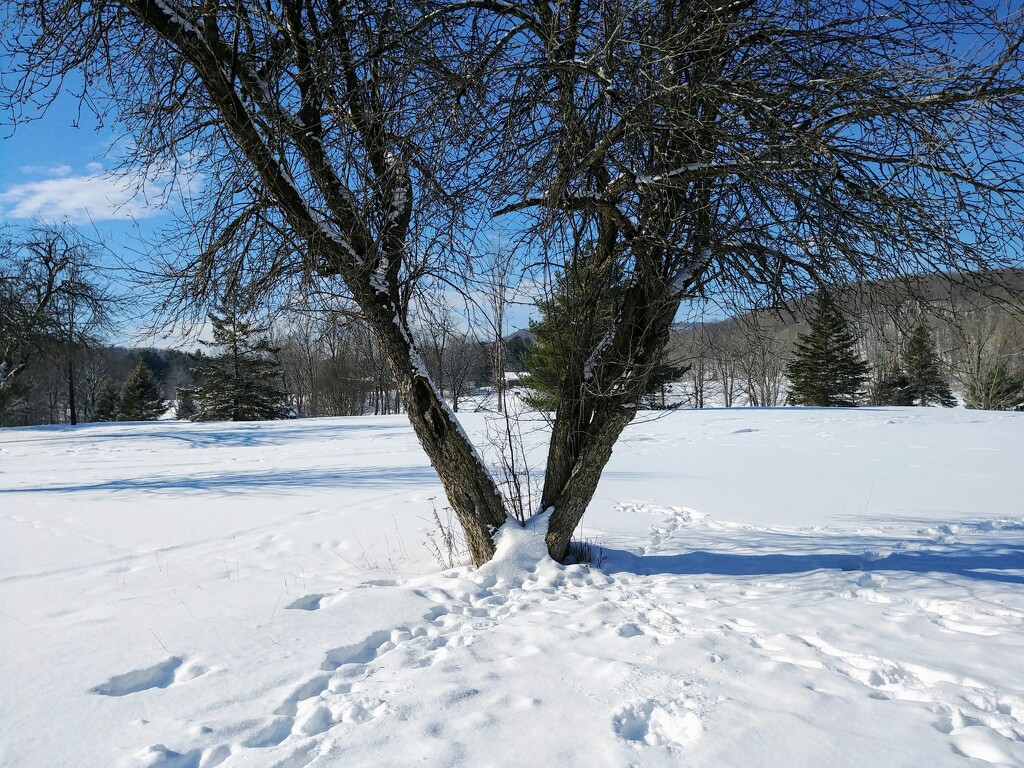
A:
0,164,200,224
18,164,74,177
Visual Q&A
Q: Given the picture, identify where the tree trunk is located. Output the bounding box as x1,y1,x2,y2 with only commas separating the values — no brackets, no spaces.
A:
361,295,508,565
116,0,511,564
67,354,77,425
541,402,634,560
539,261,683,561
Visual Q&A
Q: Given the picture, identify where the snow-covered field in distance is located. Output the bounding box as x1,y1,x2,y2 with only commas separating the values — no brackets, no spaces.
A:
1,407,1022,767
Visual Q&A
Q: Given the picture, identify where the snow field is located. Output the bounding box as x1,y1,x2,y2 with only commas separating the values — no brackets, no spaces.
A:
1,408,1022,767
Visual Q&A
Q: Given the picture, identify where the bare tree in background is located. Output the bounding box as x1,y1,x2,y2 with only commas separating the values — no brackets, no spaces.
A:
274,311,323,417
676,323,712,409
6,0,1024,562
938,299,1024,407
0,230,57,414
1,225,115,424
474,242,518,414
734,318,790,408
416,301,485,413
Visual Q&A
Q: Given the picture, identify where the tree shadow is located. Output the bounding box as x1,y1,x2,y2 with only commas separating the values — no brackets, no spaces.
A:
0,419,408,450
602,539,1024,585
0,465,438,495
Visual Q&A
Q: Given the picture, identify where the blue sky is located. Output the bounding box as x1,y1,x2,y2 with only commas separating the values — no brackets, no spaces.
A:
0,93,178,230
0,93,205,344
0,94,545,343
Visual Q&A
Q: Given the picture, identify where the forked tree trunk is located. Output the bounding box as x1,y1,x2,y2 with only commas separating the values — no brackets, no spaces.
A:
541,402,634,560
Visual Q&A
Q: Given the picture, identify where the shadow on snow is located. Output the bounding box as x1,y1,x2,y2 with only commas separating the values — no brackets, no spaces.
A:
0,418,408,449
0,465,437,495
603,541,1024,585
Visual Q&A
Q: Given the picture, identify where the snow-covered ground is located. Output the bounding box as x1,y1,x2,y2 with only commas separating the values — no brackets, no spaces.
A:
2,407,1023,767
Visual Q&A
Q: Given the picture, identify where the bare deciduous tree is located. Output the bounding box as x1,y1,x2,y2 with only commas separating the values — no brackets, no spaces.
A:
468,0,1024,557
1,225,114,424
6,0,1024,563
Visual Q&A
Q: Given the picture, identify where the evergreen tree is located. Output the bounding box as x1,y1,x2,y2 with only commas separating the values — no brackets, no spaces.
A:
903,321,956,407
522,258,622,411
117,361,166,421
523,267,604,411
92,377,120,421
870,364,914,406
523,266,686,411
504,335,534,373
191,305,289,421
174,388,197,420
644,361,691,409
786,294,870,407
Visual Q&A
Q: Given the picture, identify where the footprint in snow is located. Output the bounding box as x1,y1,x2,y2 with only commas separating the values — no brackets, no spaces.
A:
613,698,703,749
92,656,206,697
135,743,201,768
285,594,324,611
243,718,293,748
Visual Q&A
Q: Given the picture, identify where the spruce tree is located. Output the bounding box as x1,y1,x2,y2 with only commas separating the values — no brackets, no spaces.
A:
191,305,289,421
92,377,121,421
903,321,956,407
786,294,870,407
870,364,914,406
117,361,166,421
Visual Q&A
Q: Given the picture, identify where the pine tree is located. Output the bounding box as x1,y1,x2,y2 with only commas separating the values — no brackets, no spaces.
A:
117,361,166,421
786,294,870,407
92,377,120,421
174,388,197,420
191,305,290,421
903,321,956,407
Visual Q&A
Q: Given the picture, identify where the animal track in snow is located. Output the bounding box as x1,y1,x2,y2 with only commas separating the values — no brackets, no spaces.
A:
135,743,201,768
243,718,292,748
793,634,1024,761
321,629,393,671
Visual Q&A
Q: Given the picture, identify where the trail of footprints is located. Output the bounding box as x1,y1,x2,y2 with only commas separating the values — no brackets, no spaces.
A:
123,578,543,766
113,504,1022,765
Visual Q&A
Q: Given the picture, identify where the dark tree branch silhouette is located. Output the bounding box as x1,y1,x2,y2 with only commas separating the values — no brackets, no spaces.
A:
5,0,1024,563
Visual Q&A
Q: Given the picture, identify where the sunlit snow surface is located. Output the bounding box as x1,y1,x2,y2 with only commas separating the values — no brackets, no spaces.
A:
1,407,1023,767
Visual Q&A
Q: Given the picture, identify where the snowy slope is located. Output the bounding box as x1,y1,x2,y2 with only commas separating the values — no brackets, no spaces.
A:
1,408,1022,767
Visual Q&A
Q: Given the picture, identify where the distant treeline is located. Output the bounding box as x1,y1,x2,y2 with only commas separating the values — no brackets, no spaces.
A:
4,274,1022,427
